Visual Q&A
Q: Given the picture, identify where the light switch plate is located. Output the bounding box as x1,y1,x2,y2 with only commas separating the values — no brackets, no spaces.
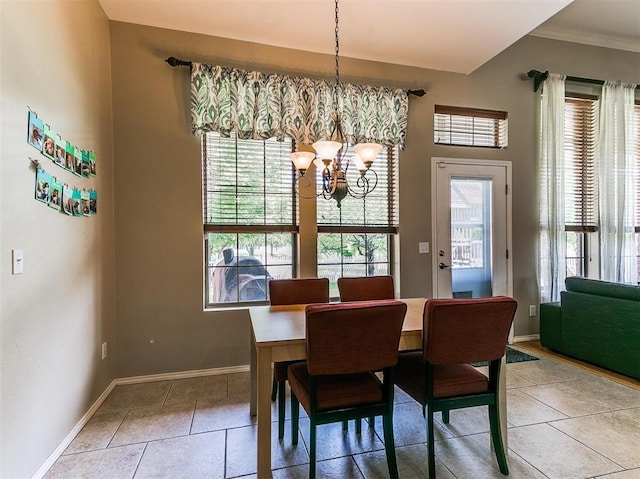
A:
419,242,430,254
12,249,24,275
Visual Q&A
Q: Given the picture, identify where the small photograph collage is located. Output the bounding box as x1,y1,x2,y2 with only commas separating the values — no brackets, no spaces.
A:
35,168,97,216
28,110,98,216
28,111,97,177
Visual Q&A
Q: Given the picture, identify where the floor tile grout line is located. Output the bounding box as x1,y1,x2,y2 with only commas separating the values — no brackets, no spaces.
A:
506,446,553,479
514,342,640,391
130,442,148,479
162,380,173,405
188,400,197,436
512,385,575,419
105,407,131,449
547,421,629,471
223,428,228,479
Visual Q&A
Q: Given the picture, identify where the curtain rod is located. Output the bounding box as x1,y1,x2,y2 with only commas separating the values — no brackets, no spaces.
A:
526,69,639,93
165,57,426,97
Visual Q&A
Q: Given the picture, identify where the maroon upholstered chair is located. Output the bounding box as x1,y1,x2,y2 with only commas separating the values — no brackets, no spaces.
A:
268,278,329,440
288,300,407,479
337,275,395,302
394,296,518,479
337,275,396,431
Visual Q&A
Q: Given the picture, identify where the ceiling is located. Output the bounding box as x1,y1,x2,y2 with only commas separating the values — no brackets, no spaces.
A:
97,0,640,75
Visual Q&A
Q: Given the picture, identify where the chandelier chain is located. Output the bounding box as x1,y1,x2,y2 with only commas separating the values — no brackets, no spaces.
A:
334,0,340,113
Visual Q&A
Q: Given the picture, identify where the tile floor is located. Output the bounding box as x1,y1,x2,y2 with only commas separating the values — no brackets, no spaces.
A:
44,352,640,479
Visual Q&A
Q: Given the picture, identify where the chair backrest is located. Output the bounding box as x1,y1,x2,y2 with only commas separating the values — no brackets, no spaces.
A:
268,278,330,306
423,297,517,365
337,275,395,302
304,300,407,376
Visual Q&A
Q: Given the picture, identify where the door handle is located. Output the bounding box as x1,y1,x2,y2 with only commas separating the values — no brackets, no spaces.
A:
439,262,450,269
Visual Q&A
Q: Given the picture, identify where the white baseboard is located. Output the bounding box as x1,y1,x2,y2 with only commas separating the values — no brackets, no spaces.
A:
513,334,540,343
115,364,250,385
32,364,250,479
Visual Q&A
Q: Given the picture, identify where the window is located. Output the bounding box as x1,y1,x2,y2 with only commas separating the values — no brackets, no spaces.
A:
564,95,599,277
202,133,296,306
635,102,640,281
434,105,508,148
317,146,398,297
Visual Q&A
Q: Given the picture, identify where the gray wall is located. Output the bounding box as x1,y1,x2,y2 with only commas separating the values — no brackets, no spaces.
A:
0,1,115,477
109,22,639,379
2,8,639,475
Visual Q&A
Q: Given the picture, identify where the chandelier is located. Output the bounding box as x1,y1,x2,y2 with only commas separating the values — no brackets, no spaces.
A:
289,0,382,208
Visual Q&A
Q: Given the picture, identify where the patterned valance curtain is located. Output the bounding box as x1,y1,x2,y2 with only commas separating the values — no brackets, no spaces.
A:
190,63,409,148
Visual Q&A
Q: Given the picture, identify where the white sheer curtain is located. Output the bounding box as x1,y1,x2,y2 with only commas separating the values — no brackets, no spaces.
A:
599,82,638,284
538,74,567,303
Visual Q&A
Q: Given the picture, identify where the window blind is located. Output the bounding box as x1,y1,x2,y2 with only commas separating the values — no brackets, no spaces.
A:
434,105,508,148
564,96,599,232
636,102,640,231
202,133,297,230
316,146,398,231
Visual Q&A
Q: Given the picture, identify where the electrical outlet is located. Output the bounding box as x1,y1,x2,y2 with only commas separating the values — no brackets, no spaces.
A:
101,341,108,360
529,305,536,317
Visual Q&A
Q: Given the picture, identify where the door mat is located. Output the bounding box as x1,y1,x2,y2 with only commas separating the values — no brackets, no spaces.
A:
473,346,539,367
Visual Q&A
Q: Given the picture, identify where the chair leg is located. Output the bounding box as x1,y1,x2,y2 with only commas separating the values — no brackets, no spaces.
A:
369,415,375,428
278,380,286,440
442,409,450,424
342,420,348,431
427,406,436,479
355,418,362,434
489,403,509,475
382,413,399,479
309,421,317,479
291,392,299,445
271,376,277,401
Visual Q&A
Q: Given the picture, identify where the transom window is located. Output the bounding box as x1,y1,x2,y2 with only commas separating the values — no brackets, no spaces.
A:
434,105,508,148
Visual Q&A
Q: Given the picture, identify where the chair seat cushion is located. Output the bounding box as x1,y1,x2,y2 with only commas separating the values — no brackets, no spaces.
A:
288,362,383,412
395,351,489,403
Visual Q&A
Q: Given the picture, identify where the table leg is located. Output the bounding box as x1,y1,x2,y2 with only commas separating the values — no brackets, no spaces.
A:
499,356,508,451
256,346,273,478
250,330,257,416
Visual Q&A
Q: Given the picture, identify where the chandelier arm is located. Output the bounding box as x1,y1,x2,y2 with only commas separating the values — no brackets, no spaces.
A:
294,174,323,200
362,168,378,193
345,169,378,199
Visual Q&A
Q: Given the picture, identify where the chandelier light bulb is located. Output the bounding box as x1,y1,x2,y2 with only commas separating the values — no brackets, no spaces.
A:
353,143,383,168
290,151,315,175
351,154,367,173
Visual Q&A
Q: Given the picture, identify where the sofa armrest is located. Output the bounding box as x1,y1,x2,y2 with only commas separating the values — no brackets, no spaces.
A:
540,302,562,351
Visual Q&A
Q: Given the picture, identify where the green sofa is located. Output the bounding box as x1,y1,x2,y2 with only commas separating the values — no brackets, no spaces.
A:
540,276,640,379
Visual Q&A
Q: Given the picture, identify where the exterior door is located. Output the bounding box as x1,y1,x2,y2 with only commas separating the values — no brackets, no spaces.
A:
432,158,512,300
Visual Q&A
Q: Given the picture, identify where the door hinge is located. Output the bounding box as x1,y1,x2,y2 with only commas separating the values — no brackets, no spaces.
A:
506,249,509,259
505,184,509,195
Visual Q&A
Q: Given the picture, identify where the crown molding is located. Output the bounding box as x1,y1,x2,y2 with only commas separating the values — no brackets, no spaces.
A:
530,27,640,54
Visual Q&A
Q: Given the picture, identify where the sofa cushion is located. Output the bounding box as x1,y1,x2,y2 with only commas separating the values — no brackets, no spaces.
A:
565,276,640,302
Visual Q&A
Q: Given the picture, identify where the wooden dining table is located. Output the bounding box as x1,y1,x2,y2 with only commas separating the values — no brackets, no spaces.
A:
249,297,508,478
